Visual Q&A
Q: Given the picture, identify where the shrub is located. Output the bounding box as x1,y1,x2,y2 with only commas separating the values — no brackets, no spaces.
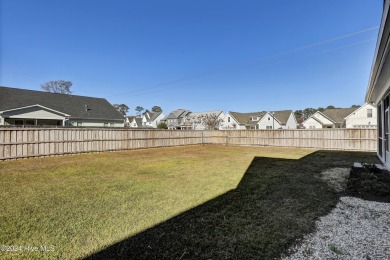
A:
157,122,168,129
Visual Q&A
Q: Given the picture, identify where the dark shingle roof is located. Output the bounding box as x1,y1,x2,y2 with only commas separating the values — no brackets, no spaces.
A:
0,86,124,120
135,118,143,127
162,109,191,120
145,111,162,122
322,108,358,123
273,110,293,125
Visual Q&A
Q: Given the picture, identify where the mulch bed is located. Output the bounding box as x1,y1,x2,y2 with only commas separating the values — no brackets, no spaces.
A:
346,164,390,203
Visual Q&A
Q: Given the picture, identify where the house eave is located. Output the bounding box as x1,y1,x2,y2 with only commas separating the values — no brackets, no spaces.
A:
365,0,390,104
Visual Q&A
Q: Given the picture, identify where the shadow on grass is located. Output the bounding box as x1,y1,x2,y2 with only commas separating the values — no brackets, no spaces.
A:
86,150,379,260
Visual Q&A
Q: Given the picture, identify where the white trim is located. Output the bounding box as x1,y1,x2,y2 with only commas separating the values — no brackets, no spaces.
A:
366,1,390,103
0,104,70,116
344,104,369,119
258,112,281,125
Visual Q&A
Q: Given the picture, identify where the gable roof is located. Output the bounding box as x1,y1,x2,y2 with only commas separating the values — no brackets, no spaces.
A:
127,116,136,122
189,110,223,118
271,110,293,125
322,108,358,123
0,86,124,120
302,115,324,125
130,117,142,127
144,111,163,122
1,104,71,116
344,104,374,119
162,109,191,120
229,111,267,126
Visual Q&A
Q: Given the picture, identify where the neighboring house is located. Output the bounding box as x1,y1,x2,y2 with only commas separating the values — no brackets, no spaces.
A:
128,117,143,128
0,86,124,127
185,110,224,130
160,109,192,130
125,116,135,127
302,108,357,129
220,111,267,130
345,104,377,128
257,110,297,129
365,0,390,168
142,111,165,128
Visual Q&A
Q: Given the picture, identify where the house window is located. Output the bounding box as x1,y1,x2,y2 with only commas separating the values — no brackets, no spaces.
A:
309,126,315,129
268,117,270,120
77,122,83,127
104,123,108,127
367,109,372,118
250,117,258,121
266,126,272,129
228,117,230,122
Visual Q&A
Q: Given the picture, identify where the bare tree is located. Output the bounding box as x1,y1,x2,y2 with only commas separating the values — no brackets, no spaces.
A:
194,113,224,130
41,80,72,94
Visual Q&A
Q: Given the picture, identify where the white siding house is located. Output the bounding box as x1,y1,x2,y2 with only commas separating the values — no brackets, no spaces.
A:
365,0,390,168
220,112,246,130
187,110,224,130
257,110,297,129
302,108,357,129
220,111,266,130
302,111,334,129
302,117,324,129
127,117,142,128
345,104,377,128
141,111,165,128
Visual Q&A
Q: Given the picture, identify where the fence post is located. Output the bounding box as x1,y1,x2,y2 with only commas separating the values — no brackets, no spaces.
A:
225,131,228,146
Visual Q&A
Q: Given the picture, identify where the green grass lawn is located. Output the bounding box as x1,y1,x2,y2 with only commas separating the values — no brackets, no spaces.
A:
0,145,312,259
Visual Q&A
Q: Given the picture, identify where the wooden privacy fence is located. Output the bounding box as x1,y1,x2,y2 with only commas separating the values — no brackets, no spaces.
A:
0,128,377,160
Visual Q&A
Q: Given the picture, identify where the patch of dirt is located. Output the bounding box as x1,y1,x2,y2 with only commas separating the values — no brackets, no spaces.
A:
320,168,350,192
345,164,390,203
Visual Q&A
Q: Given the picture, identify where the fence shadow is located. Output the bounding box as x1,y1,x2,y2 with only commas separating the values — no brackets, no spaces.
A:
85,150,379,260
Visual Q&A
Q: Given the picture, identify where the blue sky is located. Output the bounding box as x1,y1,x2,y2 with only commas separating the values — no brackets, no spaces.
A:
0,0,383,115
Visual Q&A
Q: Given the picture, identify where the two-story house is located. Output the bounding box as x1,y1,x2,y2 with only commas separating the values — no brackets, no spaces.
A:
185,110,224,130
160,109,192,130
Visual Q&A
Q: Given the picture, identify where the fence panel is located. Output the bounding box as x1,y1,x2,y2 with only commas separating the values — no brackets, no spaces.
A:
0,128,377,160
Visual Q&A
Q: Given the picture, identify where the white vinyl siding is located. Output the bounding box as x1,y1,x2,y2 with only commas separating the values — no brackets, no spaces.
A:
345,104,377,128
